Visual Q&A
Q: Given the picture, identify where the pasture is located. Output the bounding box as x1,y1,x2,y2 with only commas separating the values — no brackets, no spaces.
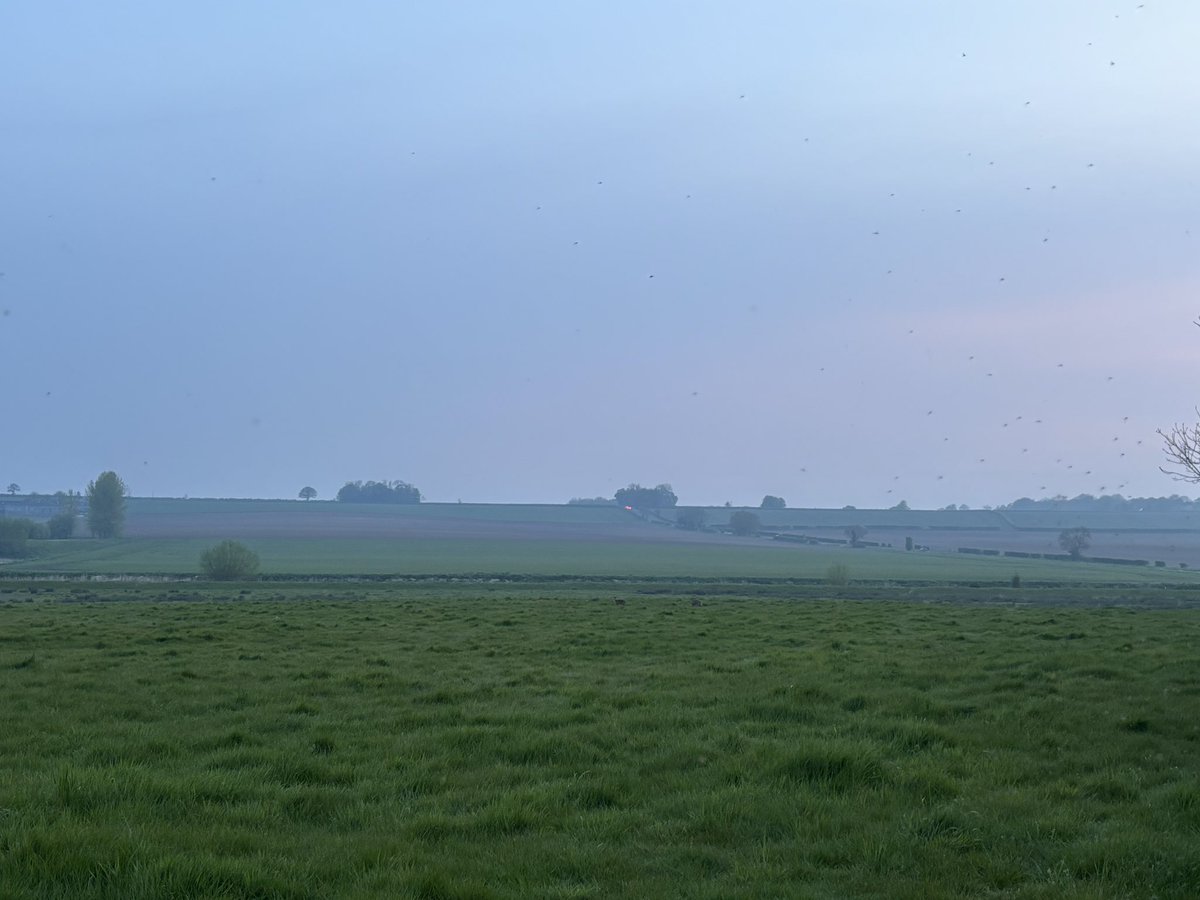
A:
2,581,1199,898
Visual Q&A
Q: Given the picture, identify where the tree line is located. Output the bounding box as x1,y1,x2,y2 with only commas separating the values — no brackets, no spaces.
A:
1000,493,1200,512
0,471,126,556
335,480,422,504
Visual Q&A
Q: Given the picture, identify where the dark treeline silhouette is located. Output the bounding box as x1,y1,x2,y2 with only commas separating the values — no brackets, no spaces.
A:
336,480,422,504
1001,494,1199,512
567,497,617,506
614,483,678,509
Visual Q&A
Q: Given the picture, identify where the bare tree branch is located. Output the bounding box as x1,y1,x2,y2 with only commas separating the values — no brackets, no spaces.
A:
1158,409,1200,483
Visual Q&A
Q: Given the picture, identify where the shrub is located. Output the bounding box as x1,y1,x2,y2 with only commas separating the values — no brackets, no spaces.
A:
827,564,850,586
0,518,34,557
675,507,707,530
47,513,76,539
729,511,761,536
200,540,261,581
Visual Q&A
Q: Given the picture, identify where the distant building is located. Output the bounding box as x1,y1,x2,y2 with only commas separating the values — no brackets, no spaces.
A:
0,495,87,520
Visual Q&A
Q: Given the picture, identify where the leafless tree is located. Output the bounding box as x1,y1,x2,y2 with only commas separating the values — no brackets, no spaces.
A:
1159,319,1200,482
1159,412,1200,483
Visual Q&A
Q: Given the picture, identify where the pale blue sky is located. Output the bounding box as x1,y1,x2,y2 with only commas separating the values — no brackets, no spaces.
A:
3,1,1198,506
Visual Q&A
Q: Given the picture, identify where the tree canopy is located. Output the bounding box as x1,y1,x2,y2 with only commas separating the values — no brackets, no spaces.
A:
86,471,127,538
336,480,422,504
1058,527,1091,559
614,483,677,509
729,511,761,536
844,524,868,547
299,486,317,501
760,495,786,509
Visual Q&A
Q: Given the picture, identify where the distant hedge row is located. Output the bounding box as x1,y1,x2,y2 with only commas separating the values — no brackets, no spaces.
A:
958,547,1152,566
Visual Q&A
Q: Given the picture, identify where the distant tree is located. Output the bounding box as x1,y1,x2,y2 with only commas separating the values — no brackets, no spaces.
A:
676,507,707,530
614,483,677,509
336,480,422,504
86,471,127,538
729,511,761,536
760,495,786,509
299,486,317,501
958,504,970,511
200,540,261,581
0,518,34,557
56,489,80,512
1058,527,1091,559
568,496,617,506
844,524,868,547
6,483,18,496
890,499,910,511
47,513,76,539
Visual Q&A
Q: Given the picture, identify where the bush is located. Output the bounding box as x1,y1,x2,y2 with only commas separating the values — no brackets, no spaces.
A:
729,511,761,536
47,513,76,539
200,541,261,581
0,518,34,557
827,564,850,586
675,507,707,530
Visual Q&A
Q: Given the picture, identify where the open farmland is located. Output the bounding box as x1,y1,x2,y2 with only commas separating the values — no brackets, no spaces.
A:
1,582,1198,899
8,498,1200,581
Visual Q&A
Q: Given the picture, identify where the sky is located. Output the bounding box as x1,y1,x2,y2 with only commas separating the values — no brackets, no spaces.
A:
2,1,1199,508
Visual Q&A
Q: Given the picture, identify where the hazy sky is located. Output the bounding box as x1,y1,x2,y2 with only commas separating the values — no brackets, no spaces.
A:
3,1,1199,507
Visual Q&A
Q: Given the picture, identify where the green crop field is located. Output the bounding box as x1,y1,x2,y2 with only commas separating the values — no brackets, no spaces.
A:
2,581,1198,898
8,535,1200,584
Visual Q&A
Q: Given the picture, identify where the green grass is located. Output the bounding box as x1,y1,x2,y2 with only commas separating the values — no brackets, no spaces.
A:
10,535,1200,584
1,582,1198,898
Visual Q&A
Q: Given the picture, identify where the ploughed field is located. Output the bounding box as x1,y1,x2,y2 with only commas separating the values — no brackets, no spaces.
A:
2,580,1198,899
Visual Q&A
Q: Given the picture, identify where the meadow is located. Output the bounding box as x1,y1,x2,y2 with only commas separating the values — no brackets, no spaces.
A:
2,580,1198,898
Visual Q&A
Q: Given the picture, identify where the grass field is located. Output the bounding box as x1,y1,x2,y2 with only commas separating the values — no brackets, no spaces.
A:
9,535,1200,584
2,581,1198,898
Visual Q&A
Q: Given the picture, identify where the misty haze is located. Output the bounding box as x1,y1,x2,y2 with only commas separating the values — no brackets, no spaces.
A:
2,3,1198,898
